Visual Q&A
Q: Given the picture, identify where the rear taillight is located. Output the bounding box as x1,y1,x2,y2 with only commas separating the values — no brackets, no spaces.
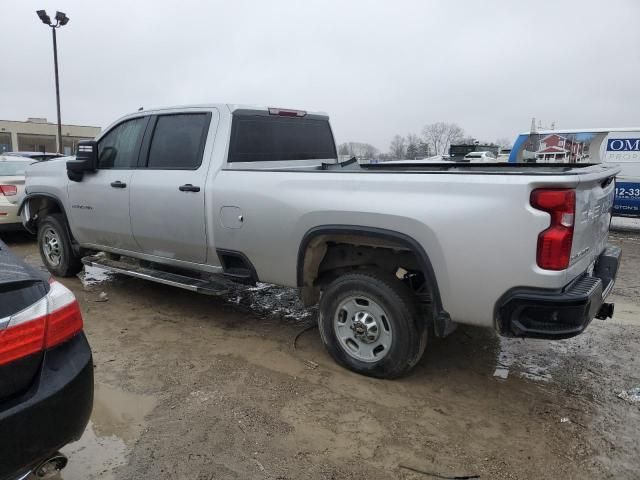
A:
44,280,84,348
0,185,17,196
531,188,575,271
0,280,83,366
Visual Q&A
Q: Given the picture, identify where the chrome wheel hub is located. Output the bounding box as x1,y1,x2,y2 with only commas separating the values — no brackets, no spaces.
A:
42,228,62,267
333,295,393,363
351,312,379,343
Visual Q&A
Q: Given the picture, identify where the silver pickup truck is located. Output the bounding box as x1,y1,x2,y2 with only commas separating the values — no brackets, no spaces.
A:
20,104,621,378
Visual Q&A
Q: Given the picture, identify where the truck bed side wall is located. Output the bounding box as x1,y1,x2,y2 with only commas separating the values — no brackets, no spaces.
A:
209,169,576,328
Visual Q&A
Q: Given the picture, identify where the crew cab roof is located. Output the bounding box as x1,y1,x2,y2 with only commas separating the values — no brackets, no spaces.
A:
119,104,329,118
101,104,330,139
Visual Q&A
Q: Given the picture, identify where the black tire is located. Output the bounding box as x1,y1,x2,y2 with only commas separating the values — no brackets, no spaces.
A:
318,269,428,379
37,214,83,277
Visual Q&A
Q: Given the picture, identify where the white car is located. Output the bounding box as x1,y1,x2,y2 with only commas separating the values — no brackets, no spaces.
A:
464,151,497,163
497,148,511,162
0,156,34,231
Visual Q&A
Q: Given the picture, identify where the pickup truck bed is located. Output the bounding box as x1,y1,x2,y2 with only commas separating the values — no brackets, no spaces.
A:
20,104,621,378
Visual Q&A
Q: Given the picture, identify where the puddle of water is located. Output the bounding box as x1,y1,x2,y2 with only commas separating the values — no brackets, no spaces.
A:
78,265,113,288
57,383,157,479
91,383,158,442
494,336,569,382
59,421,127,480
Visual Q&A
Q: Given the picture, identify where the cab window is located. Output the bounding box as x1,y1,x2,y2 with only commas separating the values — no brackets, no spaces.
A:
146,113,211,170
97,117,147,169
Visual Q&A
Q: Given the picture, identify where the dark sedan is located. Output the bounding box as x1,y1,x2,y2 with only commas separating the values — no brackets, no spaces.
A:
0,240,93,479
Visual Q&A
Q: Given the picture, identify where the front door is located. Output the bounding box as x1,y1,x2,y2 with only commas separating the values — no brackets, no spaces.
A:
67,116,148,251
129,111,216,264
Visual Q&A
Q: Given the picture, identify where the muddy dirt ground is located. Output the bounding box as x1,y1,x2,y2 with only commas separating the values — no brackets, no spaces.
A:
3,218,640,480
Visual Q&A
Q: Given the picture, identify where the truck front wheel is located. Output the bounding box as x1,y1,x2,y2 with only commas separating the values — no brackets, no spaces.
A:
318,269,427,378
37,214,83,277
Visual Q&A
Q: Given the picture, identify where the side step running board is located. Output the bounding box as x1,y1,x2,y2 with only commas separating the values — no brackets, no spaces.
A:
81,254,230,296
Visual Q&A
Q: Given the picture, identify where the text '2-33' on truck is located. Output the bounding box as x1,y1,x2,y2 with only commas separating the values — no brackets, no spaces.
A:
19,104,621,378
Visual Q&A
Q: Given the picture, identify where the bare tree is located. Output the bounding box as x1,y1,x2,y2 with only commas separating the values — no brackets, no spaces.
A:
405,133,420,159
421,122,465,155
417,140,430,158
389,135,406,159
338,142,379,160
495,137,513,148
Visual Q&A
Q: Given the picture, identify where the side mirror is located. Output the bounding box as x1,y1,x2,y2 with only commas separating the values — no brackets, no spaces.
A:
67,140,98,181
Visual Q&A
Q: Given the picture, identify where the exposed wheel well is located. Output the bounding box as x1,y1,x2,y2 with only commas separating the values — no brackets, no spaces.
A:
22,195,78,247
297,229,440,314
23,195,65,227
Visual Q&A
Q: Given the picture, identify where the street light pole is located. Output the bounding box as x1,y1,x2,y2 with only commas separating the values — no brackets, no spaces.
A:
51,27,63,154
36,10,69,155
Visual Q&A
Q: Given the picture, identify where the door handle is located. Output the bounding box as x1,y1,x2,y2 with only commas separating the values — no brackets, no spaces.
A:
179,184,200,192
110,181,127,188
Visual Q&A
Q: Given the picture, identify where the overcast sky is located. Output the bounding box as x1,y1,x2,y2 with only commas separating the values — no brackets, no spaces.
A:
2,0,639,150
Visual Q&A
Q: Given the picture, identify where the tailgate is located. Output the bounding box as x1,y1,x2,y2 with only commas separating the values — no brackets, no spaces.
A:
570,172,616,273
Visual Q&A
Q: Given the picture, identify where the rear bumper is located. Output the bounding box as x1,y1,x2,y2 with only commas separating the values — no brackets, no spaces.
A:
0,333,93,479
497,245,621,339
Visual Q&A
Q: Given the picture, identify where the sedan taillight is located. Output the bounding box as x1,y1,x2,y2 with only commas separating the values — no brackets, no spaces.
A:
0,280,83,366
531,188,576,271
0,185,17,196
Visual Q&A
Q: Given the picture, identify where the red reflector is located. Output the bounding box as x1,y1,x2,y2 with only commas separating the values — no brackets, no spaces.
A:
531,189,575,270
45,300,83,348
0,185,17,196
0,317,46,366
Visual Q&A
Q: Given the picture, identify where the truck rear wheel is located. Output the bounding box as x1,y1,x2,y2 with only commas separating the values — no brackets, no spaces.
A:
318,269,427,379
37,214,83,277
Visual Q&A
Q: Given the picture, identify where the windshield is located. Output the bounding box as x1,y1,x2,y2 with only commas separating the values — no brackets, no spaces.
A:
0,160,32,176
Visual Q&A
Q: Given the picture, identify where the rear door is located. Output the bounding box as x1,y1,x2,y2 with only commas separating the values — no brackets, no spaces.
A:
67,116,148,250
129,111,216,263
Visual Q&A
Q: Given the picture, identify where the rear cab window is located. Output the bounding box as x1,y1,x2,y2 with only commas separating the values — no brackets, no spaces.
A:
228,111,336,164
